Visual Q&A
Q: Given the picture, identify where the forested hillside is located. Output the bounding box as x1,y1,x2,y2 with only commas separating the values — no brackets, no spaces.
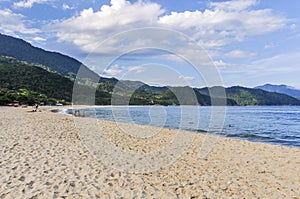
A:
0,33,97,79
1,33,300,106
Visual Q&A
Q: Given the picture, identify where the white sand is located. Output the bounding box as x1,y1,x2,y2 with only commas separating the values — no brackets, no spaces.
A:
0,107,299,198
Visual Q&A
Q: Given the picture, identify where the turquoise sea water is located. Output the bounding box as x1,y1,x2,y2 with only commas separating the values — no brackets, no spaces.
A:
66,106,300,148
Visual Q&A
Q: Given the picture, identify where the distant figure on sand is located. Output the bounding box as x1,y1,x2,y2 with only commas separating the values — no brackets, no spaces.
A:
74,110,80,117
35,104,39,112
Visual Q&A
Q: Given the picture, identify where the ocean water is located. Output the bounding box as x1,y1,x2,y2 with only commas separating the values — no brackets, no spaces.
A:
66,106,300,148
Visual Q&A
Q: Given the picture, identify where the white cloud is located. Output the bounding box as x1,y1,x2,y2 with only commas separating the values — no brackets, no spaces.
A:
218,51,300,74
50,0,164,51
290,23,296,31
213,60,232,68
251,52,300,72
116,64,199,87
128,66,145,73
158,5,286,48
62,3,74,10
210,0,257,11
0,9,39,35
49,0,287,54
225,50,257,58
103,64,123,76
219,52,300,88
264,43,275,49
178,75,195,81
103,64,146,76
32,36,46,42
13,0,51,8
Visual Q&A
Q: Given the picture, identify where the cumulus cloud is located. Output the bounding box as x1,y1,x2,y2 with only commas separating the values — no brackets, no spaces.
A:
158,3,286,47
49,0,287,54
50,0,163,51
0,9,39,35
13,0,51,8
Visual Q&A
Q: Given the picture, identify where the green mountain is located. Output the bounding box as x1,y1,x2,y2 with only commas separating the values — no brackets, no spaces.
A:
0,33,299,106
197,86,300,106
1,55,299,106
0,56,233,106
227,86,300,105
0,56,73,105
0,33,98,79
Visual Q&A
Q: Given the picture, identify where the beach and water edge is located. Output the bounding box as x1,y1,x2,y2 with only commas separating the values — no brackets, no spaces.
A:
0,106,299,198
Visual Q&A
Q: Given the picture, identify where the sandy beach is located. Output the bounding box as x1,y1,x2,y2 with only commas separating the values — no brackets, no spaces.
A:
0,107,299,198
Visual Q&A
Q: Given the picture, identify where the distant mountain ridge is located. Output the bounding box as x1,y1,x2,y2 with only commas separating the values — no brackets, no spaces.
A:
255,84,300,100
197,86,300,106
0,33,300,106
1,54,299,106
0,33,99,80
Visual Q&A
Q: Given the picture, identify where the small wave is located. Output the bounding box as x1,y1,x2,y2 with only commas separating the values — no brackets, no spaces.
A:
60,108,70,114
225,133,273,140
51,108,70,115
183,128,208,133
280,134,300,139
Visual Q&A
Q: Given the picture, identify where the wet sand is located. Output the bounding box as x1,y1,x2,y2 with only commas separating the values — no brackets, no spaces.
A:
0,107,299,198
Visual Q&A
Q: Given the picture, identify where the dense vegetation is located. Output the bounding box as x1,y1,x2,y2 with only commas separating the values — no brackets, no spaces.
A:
198,86,300,106
0,56,73,105
0,88,66,106
226,86,300,105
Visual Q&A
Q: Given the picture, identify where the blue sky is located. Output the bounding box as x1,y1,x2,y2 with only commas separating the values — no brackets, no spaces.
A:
0,0,300,88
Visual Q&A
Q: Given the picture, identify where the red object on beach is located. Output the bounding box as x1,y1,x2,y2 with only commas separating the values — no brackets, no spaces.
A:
22,104,28,108
14,103,19,107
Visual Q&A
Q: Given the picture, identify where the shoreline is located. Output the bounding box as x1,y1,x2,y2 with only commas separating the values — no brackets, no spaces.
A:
53,106,300,149
0,107,299,198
